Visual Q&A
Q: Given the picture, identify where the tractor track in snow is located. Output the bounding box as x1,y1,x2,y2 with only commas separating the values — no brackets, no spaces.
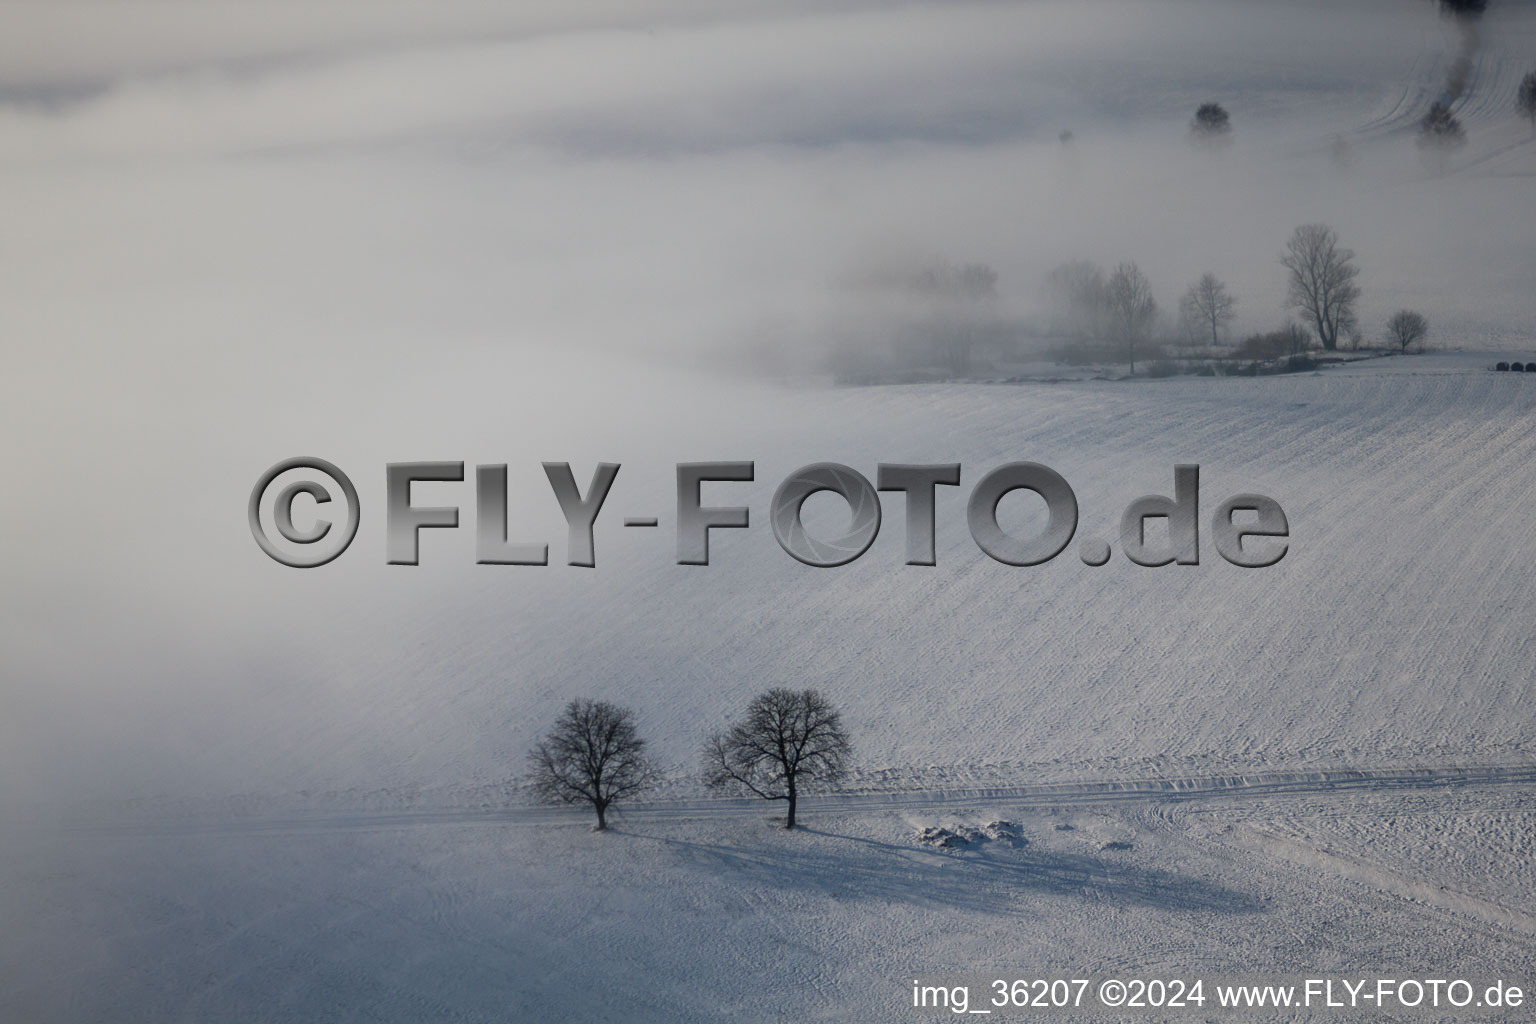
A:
66,763,1536,837
1130,796,1536,952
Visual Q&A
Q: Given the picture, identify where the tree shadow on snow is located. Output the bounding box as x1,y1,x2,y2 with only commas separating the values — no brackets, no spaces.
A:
614,825,1264,916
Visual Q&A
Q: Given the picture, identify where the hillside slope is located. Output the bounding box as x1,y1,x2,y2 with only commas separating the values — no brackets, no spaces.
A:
23,352,1526,804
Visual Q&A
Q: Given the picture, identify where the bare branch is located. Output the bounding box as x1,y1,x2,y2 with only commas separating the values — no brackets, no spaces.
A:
1280,224,1360,352
701,688,852,829
526,699,658,830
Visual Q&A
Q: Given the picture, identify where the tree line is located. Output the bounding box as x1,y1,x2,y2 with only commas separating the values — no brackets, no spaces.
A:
1046,221,1432,372
841,217,1432,384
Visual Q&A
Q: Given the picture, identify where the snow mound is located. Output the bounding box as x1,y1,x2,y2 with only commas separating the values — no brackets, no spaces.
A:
916,820,1029,850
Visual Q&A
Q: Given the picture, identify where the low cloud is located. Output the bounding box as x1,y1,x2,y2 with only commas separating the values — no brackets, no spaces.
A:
3,0,1534,804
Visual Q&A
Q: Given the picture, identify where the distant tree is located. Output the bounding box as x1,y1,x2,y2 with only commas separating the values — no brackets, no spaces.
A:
1518,72,1536,135
1386,310,1429,353
1177,290,1200,346
527,699,657,831
1280,224,1360,352
1418,102,1466,145
1345,321,1364,350
1238,323,1313,361
1105,262,1157,373
906,260,998,376
1236,331,1289,362
838,258,1000,380
1190,102,1233,146
1179,273,1236,347
703,688,851,830
1417,102,1466,172
1284,320,1314,356
1045,260,1109,342
1438,0,1486,20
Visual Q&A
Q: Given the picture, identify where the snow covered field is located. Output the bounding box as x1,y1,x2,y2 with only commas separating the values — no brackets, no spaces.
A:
7,350,1536,1021
18,351,1534,801
6,771,1535,1022
4,0,1536,1020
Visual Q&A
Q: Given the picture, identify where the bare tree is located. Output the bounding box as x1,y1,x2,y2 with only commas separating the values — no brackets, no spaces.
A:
1189,102,1233,147
1105,262,1157,374
1180,273,1236,347
1386,310,1429,353
703,688,851,829
1280,224,1360,352
1519,71,1536,135
527,699,657,830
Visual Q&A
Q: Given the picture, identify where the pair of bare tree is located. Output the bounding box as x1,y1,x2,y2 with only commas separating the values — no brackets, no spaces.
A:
1050,263,1236,369
526,689,850,831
